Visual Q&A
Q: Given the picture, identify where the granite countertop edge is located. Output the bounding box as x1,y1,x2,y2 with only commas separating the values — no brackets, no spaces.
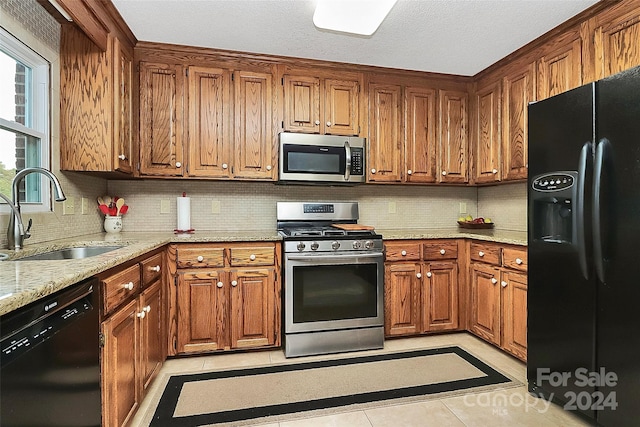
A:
0,228,526,316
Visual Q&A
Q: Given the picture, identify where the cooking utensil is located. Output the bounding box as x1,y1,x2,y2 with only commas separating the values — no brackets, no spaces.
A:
97,196,105,206
103,196,112,207
115,198,125,215
98,204,110,215
119,205,129,215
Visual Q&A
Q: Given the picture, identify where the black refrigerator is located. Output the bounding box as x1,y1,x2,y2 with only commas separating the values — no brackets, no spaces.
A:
528,65,640,427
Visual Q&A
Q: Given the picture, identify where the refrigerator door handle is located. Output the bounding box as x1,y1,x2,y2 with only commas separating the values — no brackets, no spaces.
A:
593,138,610,283
576,142,591,280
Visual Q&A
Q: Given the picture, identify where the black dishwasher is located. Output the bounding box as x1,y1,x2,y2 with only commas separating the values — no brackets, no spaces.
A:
1,278,101,426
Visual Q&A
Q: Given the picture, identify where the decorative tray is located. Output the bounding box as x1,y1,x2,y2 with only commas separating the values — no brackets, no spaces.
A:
457,221,495,229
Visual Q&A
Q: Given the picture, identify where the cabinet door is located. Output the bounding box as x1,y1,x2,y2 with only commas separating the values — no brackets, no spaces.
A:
102,299,139,427
472,80,501,184
230,268,276,348
368,83,403,182
233,70,276,179
177,270,227,353
438,89,468,183
502,62,535,181
470,263,501,345
324,78,360,136
384,263,421,336
423,261,459,332
139,61,184,176
187,66,232,178
139,279,164,393
113,36,134,174
405,87,437,183
501,270,528,361
593,3,640,79
537,32,583,100
283,75,321,133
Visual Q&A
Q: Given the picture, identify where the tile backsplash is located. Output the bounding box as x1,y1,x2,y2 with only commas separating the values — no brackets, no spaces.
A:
477,182,527,231
107,180,479,233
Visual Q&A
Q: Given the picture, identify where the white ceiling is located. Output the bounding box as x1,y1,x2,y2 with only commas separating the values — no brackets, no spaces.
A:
111,0,600,76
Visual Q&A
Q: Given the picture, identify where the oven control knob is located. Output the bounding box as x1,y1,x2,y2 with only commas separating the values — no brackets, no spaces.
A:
296,242,306,252
364,240,374,249
311,242,319,251
331,241,341,250
352,240,362,249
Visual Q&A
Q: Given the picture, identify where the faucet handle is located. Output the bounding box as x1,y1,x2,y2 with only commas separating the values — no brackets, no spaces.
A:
24,218,32,239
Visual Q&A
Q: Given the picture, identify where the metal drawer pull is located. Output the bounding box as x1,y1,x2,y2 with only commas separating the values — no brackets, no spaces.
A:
426,272,432,278
501,281,508,288
144,305,151,313
231,280,238,287
197,255,204,262
478,251,485,257
491,277,498,284
516,258,523,265
137,310,146,319
440,249,446,255
216,281,223,288
416,273,422,279
401,250,407,256
123,282,134,290
149,265,161,272
250,254,256,261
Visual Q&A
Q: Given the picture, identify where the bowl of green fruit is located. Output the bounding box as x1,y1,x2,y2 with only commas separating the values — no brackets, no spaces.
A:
457,215,494,229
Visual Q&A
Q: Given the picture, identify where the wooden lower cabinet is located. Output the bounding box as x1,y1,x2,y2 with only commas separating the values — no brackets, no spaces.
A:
468,242,528,361
173,242,281,354
384,240,461,337
101,251,166,427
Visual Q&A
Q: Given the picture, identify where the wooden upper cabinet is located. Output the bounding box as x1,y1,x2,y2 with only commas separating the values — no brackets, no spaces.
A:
283,75,320,133
405,87,437,183
282,72,361,136
139,61,185,176
438,89,468,183
536,30,583,100
471,79,501,184
368,83,403,182
592,1,640,79
233,70,277,179
187,66,232,178
113,37,134,174
502,61,535,181
324,79,360,135
60,27,134,175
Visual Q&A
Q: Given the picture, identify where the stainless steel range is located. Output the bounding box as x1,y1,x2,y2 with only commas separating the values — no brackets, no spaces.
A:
277,202,384,358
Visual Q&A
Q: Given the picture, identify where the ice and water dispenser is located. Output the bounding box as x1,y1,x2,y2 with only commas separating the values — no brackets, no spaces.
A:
531,172,577,244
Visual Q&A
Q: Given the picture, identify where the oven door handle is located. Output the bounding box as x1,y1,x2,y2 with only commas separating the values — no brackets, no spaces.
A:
286,253,383,261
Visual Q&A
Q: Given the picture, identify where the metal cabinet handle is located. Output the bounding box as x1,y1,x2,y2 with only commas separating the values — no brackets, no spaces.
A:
407,169,412,175
123,282,134,291
250,254,256,261
137,311,146,319
175,162,182,168
326,121,332,127
231,280,238,287
315,120,320,125
118,154,126,160
440,249,446,255
222,163,228,169
478,251,485,257
216,281,223,288
492,169,498,174
501,281,508,288
143,305,151,313
515,258,523,265
416,273,422,278
491,277,498,284
426,272,432,278
266,165,272,171
442,171,447,176
197,255,204,262
401,250,407,256
149,265,161,272
371,168,376,174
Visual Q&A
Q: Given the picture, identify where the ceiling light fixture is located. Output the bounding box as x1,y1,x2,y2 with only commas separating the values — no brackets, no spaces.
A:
313,0,398,36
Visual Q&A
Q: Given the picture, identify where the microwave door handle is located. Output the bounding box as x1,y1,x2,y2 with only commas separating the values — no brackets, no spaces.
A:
344,141,351,181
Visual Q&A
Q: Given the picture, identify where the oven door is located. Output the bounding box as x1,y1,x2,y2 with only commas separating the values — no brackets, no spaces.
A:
284,251,384,333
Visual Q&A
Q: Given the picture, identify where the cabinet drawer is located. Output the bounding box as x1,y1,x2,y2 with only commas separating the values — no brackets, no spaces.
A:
423,241,458,260
229,246,275,266
141,252,163,286
177,247,225,268
103,264,141,315
469,242,501,265
385,242,421,261
502,247,528,271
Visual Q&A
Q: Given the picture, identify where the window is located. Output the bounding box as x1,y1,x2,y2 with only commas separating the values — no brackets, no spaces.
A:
0,26,50,211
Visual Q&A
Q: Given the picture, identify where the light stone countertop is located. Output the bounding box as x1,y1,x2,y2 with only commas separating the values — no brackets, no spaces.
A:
0,228,526,317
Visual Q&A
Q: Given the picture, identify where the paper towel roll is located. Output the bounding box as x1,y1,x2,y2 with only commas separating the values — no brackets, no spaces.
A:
177,195,191,231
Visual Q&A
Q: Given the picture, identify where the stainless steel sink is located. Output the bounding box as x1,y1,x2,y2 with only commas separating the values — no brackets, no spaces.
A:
16,245,123,261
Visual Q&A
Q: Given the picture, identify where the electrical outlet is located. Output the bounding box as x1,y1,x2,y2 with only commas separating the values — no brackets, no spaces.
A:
63,197,75,215
211,200,221,214
459,202,467,214
81,197,89,215
160,199,170,214
388,201,396,214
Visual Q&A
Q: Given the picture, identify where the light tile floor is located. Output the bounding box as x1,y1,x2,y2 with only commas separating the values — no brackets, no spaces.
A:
131,333,592,427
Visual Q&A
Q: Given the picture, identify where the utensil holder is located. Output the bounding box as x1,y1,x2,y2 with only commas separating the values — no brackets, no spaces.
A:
104,215,123,233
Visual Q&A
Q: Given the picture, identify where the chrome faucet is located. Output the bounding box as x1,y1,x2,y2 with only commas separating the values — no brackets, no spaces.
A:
6,168,66,250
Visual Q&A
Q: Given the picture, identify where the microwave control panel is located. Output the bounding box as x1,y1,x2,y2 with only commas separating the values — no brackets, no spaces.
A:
350,148,364,175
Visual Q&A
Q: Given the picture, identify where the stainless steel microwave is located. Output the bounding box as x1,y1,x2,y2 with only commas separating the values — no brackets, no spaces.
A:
278,133,366,184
